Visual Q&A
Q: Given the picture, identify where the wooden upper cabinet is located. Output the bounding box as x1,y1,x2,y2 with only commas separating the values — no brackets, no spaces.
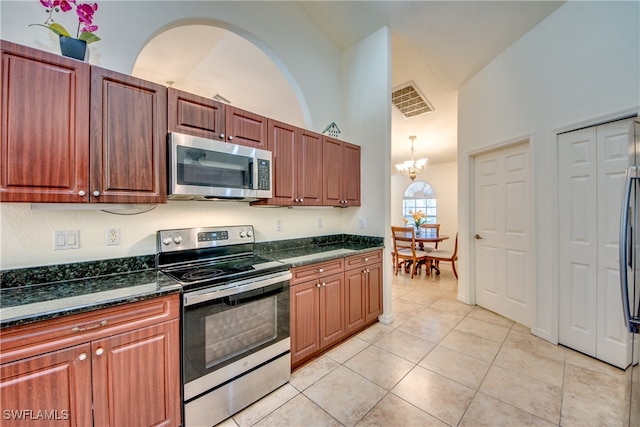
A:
90,67,167,203
0,41,167,204
253,119,322,206
342,141,361,206
0,40,90,202
298,129,324,205
323,137,361,207
224,105,268,149
167,87,225,141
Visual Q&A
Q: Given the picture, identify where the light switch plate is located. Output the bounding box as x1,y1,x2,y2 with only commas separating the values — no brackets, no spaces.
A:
54,230,80,250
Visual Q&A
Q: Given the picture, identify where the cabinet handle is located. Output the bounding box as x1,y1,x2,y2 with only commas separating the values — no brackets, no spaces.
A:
316,283,321,288
219,133,225,139
95,348,104,356
299,199,303,203
78,190,86,197
72,320,107,333
228,135,234,141
365,258,369,262
78,353,87,361
321,282,326,287
317,268,324,273
92,190,100,197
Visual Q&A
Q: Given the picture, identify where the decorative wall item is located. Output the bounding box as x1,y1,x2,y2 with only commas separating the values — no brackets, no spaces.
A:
322,122,341,138
30,0,100,59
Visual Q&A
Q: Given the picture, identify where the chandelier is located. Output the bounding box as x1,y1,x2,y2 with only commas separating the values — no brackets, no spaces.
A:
395,135,427,181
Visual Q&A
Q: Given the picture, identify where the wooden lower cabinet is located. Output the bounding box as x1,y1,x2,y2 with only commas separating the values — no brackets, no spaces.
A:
290,250,383,368
290,272,345,366
0,344,93,427
0,295,181,427
345,254,383,334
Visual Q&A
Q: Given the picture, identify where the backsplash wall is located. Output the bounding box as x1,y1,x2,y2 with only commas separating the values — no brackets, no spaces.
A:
0,201,355,270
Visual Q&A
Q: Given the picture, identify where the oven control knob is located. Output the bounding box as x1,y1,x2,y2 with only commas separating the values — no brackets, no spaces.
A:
240,231,247,238
163,237,173,245
173,235,183,244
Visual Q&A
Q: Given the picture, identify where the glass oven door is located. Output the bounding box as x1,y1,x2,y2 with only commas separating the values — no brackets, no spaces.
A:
182,272,290,386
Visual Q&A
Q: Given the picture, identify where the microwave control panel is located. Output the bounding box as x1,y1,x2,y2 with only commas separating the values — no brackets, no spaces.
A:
257,159,270,190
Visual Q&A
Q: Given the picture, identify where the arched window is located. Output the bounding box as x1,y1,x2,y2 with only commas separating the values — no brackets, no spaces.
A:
403,181,437,224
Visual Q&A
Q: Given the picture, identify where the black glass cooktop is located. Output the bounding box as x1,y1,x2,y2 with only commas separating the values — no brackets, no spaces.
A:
159,255,287,289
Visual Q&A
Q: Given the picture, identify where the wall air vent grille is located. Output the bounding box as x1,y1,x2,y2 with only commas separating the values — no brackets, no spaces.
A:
392,82,434,118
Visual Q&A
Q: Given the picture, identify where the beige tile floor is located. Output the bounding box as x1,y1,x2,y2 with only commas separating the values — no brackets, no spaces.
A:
218,268,632,427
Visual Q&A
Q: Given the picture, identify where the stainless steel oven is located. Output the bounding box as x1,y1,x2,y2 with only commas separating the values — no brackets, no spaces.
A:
156,226,291,427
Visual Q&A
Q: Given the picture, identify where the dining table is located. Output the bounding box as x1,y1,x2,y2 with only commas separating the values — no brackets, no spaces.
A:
403,228,449,275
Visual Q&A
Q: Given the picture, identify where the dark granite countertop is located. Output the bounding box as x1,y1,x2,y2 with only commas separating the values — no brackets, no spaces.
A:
0,234,383,329
259,243,384,267
0,269,181,328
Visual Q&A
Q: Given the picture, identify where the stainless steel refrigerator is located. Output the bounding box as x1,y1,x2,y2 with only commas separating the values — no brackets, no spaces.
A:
619,116,640,427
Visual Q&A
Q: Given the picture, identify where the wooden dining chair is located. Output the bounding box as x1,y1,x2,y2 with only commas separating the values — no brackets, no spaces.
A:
391,226,430,279
426,233,458,279
419,223,441,251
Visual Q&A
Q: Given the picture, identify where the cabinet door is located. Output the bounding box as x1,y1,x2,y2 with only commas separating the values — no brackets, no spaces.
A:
290,281,321,366
255,121,324,207
365,263,383,323
0,40,90,202
91,319,180,427
224,105,267,149
322,137,361,207
90,66,167,203
344,268,367,334
319,273,346,349
322,137,343,206
167,88,225,140
342,142,361,206
266,119,296,204
297,129,323,205
0,343,93,427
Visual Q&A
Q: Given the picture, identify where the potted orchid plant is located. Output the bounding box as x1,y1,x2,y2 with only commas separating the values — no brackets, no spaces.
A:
31,0,100,60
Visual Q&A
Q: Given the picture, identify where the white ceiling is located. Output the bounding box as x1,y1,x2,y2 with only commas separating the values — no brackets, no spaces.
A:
133,1,564,166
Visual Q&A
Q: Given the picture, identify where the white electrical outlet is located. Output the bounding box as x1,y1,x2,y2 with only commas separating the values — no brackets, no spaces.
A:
276,219,282,231
318,218,323,228
359,217,366,228
106,228,121,246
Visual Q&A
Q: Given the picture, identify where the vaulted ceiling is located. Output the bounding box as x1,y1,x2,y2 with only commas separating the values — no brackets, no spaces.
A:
133,1,564,167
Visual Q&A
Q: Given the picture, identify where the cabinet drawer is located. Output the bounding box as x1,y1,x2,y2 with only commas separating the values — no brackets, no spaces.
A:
291,258,344,284
0,294,180,365
345,250,382,270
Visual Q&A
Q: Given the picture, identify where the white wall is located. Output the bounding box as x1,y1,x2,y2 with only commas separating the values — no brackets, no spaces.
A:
457,1,640,342
0,2,391,270
341,27,393,322
391,162,458,253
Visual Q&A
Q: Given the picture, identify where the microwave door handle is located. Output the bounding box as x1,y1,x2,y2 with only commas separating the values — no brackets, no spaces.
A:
249,160,256,190
619,167,639,333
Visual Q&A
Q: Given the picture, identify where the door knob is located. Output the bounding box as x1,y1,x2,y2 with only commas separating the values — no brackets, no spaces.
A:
475,234,482,240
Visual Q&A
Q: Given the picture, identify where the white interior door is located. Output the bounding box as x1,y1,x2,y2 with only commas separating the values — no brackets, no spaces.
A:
596,120,632,367
474,142,532,326
558,127,598,356
558,118,632,368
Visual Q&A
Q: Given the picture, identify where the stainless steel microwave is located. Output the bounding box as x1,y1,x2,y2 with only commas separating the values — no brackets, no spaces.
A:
167,132,272,201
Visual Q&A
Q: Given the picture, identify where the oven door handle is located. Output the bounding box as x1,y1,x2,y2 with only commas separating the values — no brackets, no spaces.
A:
184,271,292,307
